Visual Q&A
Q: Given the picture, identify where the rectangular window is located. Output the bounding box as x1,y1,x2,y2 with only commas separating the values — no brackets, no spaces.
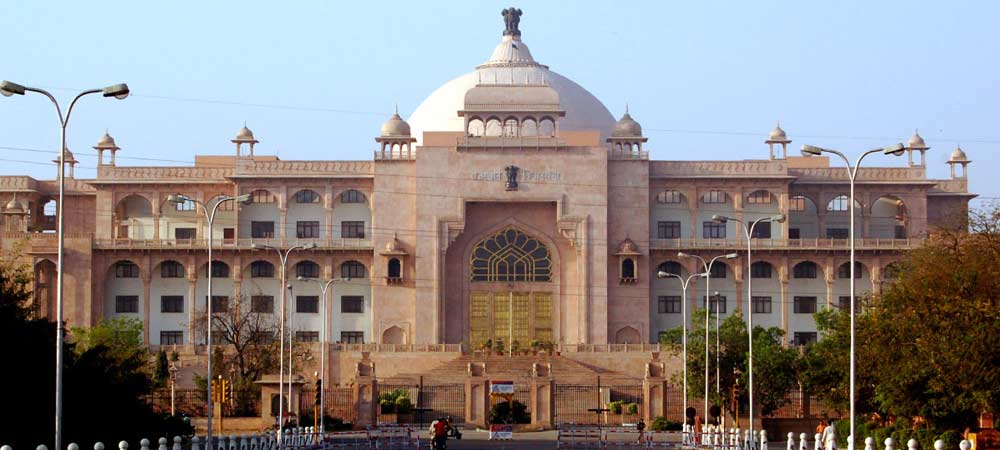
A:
296,331,320,342
837,263,863,279
251,262,274,278
826,228,849,239
341,190,365,204
296,296,319,313
207,261,229,278
208,295,229,313
751,222,771,239
656,190,682,204
296,263,320,279
701,190,728,204
747,191,772,204
788,228,801,239
341,221,365,238
752,296,772,314
341,296,364,313
251,295,274,313
251,190,275,204
657,221,681,239
174,228,196,240
838,296,861,311
709,263,727,279
115,262,139,278
296,221,320,239
751,263,772,279
115,295,139,313
794,296,817,314
160,331,184,345
251,221,275,239
703,222,726,239
793,332,818,346
252,331,275,344
706,295,727,314
340,331,364,343
789,197,806,212
657,295,681,314
161,295,184,313
160,261,184,278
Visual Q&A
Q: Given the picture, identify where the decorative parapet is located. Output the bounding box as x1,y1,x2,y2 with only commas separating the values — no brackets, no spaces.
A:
232,160,374,178
791,166,926,182
649,237,925,251
650,160,788,178
0,176,39,192
929,178,969,194
456,135,567,150
95,165,233,183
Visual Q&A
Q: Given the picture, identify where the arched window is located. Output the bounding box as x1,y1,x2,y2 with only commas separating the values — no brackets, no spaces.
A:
209,194,235,211
387,258,401,279
251,261,275,278
656,190,683,204
206,261,230,278
485,119,502,136
793,261,818,279
467,118,485,136
521,118,538,136
656,261,683,276
160,261,184,278
827,195,850,212
709,262,728,279
250,190,275,204
296,261,320,279
470,227,551,282
538,118,555,137
340,189,366,204
746,190,773,205
837,262,864,279
341,261,366,279
174,197,196,211
621,258,636,279
115,261,139,278
701,190,728,204
43,199,57,216
751,261,773,279
503,118,519,137
789,196,807,212
294,190,320,204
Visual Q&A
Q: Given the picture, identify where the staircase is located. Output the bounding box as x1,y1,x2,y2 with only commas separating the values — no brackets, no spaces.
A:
381,353,643,385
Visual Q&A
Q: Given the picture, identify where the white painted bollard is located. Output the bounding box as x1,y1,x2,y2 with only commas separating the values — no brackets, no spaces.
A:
849,435,854,450
884,438,895,450
816,434,823,450
157,437,167,450
140,438,149,450
189,437,199,450
735,428,742,450
230,435,238,450
69,444,80,450
801,433,810,450
960,441,971,450
2,445,12,450
761,430,769,450
239,435,248,450
718,427,724,449
933,440,944,450
172,437,182,450
787,432,796,450
908,439,918,450
683,424,689,446
866,438,875,450
118,441,128,450
94,442,105,450
38,445,49,450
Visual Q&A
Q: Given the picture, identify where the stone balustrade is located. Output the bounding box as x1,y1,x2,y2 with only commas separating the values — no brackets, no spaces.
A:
649,237,924,251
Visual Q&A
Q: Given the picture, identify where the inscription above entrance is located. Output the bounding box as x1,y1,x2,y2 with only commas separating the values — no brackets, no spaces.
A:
471,168,562,185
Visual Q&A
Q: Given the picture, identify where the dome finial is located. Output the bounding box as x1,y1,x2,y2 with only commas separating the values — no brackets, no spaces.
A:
394,103,399,115
625,103,630,114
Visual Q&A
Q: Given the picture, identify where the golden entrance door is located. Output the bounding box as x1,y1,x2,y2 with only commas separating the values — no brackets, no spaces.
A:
469,291,552,347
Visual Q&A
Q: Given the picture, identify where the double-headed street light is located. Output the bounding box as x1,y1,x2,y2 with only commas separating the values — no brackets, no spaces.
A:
710,213,784,446
2,80,129,450
679,251,738,423
298,276,345,437
252,242,316,446
168,193,250,450
657,269,708,425
801,142,904,450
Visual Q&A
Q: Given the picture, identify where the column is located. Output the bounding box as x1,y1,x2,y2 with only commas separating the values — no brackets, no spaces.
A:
187,277,197,348
779,258,789,343
153,214,161,241
817,211,827,238
325,186,334,246
733,259,745,311
279,207,288,245
733,190,744,242
778,193,790,239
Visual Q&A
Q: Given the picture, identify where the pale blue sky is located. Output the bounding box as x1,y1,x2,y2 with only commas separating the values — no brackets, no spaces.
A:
1,1,997,205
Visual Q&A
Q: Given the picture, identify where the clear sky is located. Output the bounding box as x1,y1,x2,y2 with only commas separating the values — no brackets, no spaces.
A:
1,1,997,206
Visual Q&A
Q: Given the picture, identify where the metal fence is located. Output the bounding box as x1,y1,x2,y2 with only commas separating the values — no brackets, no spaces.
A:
375,382,466,426
554,383,644,425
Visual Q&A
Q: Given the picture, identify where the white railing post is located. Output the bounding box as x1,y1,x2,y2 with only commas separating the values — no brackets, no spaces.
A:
139,438,149,450
815,434,822,450
960,441,971,450
171,437,181,450
933,440,944,450
801,432,809,450
190,437,200,450
157,438,167,450
118,441,128,450
907,439,919,450
884,437,895,450
787,432,796,450
760,430,768,450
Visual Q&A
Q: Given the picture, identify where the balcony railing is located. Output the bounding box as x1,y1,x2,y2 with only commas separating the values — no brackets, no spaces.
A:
93,237,374,250
331,343,463,353
649,237,924,251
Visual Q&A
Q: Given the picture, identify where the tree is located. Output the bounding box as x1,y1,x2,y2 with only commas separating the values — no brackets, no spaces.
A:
71,316,147,363
661,309,800,417
154,349,170,388
859,206,1000,431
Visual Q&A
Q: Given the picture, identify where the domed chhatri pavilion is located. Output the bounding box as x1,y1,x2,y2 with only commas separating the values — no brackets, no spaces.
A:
0,7,976,424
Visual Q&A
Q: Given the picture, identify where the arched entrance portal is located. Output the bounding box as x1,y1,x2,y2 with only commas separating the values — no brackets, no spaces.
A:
468,227,554,349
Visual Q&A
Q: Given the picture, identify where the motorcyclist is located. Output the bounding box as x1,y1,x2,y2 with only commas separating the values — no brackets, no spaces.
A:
430,416,451,449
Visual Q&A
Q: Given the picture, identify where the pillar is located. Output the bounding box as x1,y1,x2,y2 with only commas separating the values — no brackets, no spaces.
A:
153,214,161,241
187,275,198,348
465,362,490,429
530,363,555,429
142,272,152,345
279,207,288,245
352,354,377,428
643,353,669,422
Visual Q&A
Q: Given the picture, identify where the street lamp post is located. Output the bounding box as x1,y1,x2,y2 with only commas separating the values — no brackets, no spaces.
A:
252,242,316,445
1,80,130,450
169,363,179,417
168,193,250,450
298,276,344,437
657,269,708,424
710,213,785,448
800,143,905,450
679,252,738,423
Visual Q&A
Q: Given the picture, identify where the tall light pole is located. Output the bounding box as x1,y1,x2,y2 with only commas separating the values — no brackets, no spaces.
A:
710,213,785,447
657,270,708,424
252,242,316,445
800,143,904,450
679,252,737,423
298,276,344,436
1,80,129,450
168,193,250,449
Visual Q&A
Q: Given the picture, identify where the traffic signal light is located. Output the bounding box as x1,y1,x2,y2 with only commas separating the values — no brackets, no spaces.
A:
314,379,322,406
220,379,230,403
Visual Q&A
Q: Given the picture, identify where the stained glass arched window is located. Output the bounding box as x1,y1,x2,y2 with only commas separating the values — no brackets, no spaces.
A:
470,227,551,282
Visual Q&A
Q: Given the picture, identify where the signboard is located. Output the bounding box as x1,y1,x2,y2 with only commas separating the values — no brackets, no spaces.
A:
489,424,514,440
490,381,515,395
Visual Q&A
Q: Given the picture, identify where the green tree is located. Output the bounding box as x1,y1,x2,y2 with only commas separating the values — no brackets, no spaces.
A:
662,309,800,417
71,316,147,363
153,349,170,388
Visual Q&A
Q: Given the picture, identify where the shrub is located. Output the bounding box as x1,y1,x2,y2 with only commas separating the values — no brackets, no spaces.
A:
625,403,639,415
489,400,530,424
609,400,623,414
395,396,412,414
651,416,682,431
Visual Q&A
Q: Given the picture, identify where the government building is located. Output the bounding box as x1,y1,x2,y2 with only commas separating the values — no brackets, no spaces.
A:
0,9,975,414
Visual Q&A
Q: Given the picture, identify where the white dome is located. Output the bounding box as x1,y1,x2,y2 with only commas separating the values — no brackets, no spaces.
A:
408,36,615,144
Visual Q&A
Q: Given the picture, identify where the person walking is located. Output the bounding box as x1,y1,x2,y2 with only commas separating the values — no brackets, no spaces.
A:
636,418,646,443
